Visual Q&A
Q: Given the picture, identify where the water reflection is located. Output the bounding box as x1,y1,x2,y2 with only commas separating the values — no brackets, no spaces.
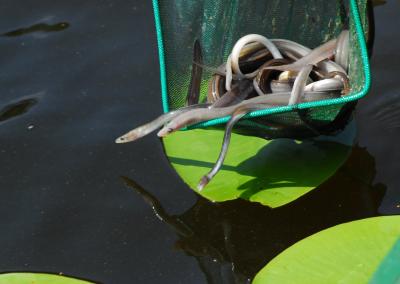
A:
372,0,387,7
0,97,38,123
122,176,250,284
2,22,69,37
122,145,384,283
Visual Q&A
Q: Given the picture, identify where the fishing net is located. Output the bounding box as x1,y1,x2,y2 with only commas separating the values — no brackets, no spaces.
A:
152,0,371,139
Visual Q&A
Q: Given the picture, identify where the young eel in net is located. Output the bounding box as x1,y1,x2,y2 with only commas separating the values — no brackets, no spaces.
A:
117,33,349,144
115,79,253,143
198,33,348,91
115,103,211,143
116,39,206,143
327,71,350,95
304,77,344,92
210,79,254,108
197,88,342,189
186,39,203,105
334,30,349,71
253,58,294,96
198,63,317,189
271,39,346,75
157,91,341,137
225,34,283,91
197,102,274,190
264,38,337,72
288,64,313,105
193,42,272,80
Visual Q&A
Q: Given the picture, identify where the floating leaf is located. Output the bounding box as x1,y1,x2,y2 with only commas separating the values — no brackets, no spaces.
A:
0,272,94,284
163,122,354,208
253,216,400,284
369,237,400,283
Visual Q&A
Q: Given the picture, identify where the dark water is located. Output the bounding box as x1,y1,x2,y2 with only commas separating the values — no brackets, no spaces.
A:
0,1,398,283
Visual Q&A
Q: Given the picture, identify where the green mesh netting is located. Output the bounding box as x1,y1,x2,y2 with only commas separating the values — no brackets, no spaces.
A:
152,0,370,139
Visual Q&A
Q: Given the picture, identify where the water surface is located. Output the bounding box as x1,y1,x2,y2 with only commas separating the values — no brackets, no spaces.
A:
0,1,398,283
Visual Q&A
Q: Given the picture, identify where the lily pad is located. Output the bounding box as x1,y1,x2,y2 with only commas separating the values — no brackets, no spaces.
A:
369,237,400,283
253,216,400,284
0,273,94,284
163,121,355,208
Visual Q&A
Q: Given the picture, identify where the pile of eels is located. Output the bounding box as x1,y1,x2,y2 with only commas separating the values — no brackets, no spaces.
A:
116,30,350,190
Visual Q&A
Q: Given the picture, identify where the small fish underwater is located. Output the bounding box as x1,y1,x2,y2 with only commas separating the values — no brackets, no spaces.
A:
2,22,69,37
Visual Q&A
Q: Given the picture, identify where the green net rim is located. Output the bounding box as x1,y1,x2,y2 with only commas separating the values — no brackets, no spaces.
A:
152,0,371,128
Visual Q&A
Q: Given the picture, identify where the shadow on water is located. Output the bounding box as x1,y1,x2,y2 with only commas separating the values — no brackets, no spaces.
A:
122,145,385,284
2,22,69,37
0,97,38,123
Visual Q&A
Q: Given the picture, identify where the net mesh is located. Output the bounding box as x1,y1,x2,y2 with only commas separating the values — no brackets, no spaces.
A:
156,0,369,139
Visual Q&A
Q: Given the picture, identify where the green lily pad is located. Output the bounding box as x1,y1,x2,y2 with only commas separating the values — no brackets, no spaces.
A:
0,273,94,284
253,216,400,284
163,122,355,208
369,238,400,284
